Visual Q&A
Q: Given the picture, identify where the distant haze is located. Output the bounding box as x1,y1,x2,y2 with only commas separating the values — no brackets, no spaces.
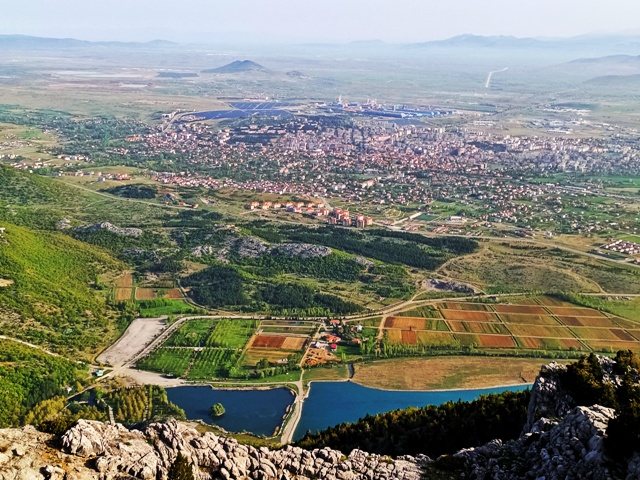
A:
2,0,640,44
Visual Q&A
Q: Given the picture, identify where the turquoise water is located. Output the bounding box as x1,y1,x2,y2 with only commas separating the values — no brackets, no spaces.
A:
293,381,529,441
166,386,294,436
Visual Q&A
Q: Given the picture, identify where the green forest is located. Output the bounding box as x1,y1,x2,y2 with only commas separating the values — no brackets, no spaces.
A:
0,339,88,427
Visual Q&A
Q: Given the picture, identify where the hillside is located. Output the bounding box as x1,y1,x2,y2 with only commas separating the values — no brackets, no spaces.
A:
202,60,267,74
0,338,88,427
0,223,124,358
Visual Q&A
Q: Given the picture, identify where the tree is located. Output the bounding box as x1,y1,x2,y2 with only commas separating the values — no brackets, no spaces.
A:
167,453,194,480
210,403,226,417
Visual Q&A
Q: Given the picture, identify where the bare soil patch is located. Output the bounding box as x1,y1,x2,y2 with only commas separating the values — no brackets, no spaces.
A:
476,334,516,348
281,337,307,350
251,335,286,348
164,289,183,299
384,317,427,329
115,288,133,302
135,288,158,301
401,330,418,345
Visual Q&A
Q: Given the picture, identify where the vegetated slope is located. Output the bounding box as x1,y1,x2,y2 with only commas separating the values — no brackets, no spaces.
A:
0,223,124,358
0,338,87,428
0,165,87,229
0,165,74,205
296,389,530,458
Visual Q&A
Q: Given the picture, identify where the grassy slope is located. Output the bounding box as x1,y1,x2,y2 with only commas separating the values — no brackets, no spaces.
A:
0,223,124,359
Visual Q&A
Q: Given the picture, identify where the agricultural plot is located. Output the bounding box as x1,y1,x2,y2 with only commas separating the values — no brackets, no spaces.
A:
250,335,307,350
115,288,133,302
165,289,184,299
135,288,158,301
443,302,488,311
186,349,241,380
396,306,442,318
384,317,427,330
537,297,574,307
493,305,547,315
612,318,640,330
115,273,133,288
453,333,480,347
242,349,292,367
446,321,509,335
586,340,640,353
440,310,499,322
507,324,573,338
547,307,606,317
281,337,307,350
251,335,286,349
205,319,257,349
516,337,584,351
165,319,215,347
416,331,457,347
136,348,194,377
400,330,417,344
475,334,516,348
556,316,621,328
499,314,561,325
571,327,637,342
381,298,640,354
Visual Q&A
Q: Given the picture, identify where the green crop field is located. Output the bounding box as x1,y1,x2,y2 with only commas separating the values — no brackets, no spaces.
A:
136,348,195,377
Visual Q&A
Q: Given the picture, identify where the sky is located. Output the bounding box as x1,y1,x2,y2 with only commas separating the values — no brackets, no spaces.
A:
2,0,640,44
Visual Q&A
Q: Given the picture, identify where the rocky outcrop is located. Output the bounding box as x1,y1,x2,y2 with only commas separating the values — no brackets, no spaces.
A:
269,243,331,258
231,236,268,258
80,222,143,237
0,419,426,480
455,405,616,480
451,355,640,479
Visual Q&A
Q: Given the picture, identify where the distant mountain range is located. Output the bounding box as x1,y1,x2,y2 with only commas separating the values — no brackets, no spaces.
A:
0,34,177,49
202,60,267,74
570,54,640,66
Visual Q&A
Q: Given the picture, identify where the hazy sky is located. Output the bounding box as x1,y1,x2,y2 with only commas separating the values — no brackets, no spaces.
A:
2,0,640,43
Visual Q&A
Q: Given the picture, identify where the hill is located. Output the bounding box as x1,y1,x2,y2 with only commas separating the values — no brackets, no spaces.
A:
202,60,267,74
0,223,124,358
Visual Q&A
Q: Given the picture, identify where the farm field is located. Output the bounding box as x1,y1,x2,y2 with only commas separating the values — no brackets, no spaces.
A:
382,296,640,354
351,357,557,390
440,310,499,322
115,288,133,302
498,314,560,325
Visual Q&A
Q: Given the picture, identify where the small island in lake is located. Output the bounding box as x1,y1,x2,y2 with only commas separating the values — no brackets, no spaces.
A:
210,403,226,418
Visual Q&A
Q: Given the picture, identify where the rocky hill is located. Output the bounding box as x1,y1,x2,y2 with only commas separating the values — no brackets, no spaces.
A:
3,355,640,479
202,60,267,74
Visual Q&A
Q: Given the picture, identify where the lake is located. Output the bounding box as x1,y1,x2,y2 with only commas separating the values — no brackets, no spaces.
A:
166,382,529,440
166,386,294,436
293,381,529,441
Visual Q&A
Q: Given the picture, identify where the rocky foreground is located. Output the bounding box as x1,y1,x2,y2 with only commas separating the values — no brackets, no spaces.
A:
0,419,425,480
2,357,640,479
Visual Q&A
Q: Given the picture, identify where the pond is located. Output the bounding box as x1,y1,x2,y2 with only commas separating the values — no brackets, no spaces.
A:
166,386,294,437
